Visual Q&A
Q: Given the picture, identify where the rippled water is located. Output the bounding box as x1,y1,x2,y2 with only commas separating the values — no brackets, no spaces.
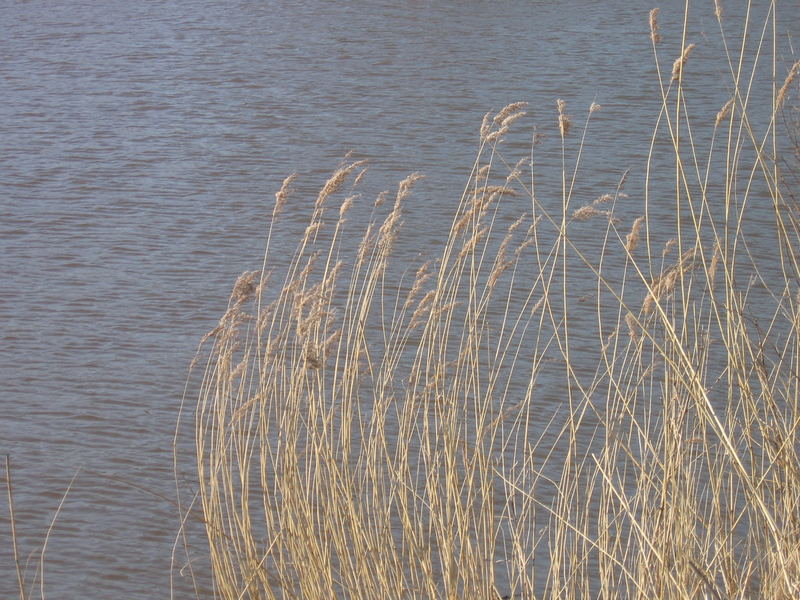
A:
1,1,796,597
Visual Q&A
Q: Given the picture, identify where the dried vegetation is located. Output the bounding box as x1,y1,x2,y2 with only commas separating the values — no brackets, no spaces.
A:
176,3,800,599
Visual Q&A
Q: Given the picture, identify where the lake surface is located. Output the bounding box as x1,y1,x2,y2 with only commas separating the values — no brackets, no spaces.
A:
1,1,797,597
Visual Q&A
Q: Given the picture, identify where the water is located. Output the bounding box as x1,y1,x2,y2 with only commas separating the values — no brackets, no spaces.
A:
1,1,797,597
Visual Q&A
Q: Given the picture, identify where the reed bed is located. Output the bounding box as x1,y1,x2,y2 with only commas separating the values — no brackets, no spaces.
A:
181,4,800,599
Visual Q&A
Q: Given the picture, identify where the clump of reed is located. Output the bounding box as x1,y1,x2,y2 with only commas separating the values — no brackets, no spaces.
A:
180,3,800,599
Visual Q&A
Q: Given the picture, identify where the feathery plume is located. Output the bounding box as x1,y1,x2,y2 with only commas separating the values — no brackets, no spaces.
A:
572,204,605,221
404,261,433,309
486,126,510,144
494,102,528,124
476,164,491,182
714,0,723,19
557,99,571,137
715,97,734,126
231,271,259,305
317,160,366,208
776,60,800,110
501,110,527,128
626,216,646,252
594,193,614,205
339,195,356,220
374,190,389,208
480,111,492,141
353,166,368,187
626,312,640,343
671,43,697,81
618,169,630,191
708,242,721,289
649,8,661,44
274,173,297,217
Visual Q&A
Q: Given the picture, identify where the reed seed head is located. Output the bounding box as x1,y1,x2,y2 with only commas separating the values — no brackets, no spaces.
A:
231,271,258,305
649,8,661,44
480,111,492,141
494,102,528,124
709,242,721,289
557,99,571,137
618,169,630,190
317,160,366,208
486,126,510,144
339,195,356,221
776,60,800,110
501,110,527,128
374,190,389,208
626,312,640,343
671,43,697,81
353,166,368,187
274,173,298,217
572,204,605,221
626,216,645,252
715,97,734,127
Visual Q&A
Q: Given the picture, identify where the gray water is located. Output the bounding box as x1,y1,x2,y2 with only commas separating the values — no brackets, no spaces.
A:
1,1,797,597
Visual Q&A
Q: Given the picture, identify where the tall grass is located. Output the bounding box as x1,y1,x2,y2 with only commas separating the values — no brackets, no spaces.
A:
182,3,800,598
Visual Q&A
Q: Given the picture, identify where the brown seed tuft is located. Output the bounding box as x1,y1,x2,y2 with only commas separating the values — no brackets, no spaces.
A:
231,271,259,305
353,166,368,187
494,102,528,124
776,60,800,110
374,190,389,208
572,204,605,221
557,99,571,137
714,0,723,19
626,312,640,343
274,173,298,217
501,111,527,128
595,193,615,205
317,160,367,208
708,242,721,289
671,43,697,81
339,195,356,220
480,111,492,141
649,8,662,44
715,97,734,127
618,169,630,190
626,216,646,252
485,126,510,144
395,172,424,207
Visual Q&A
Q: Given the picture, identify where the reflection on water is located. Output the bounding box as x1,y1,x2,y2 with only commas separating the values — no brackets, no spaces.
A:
1,0,797,597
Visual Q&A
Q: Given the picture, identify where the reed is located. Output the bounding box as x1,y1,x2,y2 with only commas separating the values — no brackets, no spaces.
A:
181,3,800,598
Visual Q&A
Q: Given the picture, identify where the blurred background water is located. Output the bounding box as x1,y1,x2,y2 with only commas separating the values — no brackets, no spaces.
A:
1,0,797,597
